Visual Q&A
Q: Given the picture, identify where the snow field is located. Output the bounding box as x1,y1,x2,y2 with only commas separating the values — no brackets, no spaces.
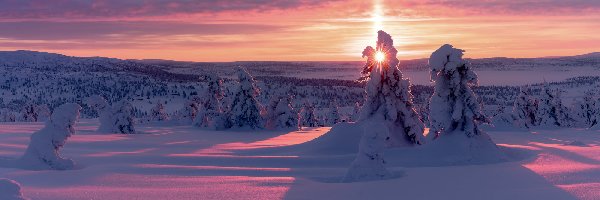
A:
0,120,598,199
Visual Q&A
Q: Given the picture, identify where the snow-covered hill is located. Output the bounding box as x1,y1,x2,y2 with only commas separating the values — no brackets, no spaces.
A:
1,50,600,124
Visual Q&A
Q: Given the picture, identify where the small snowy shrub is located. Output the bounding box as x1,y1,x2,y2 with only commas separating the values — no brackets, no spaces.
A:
574,91,599,128
18,103,81,170
112,100,136,134
274,96,300,130
180,101,199,124
512,86,538,129
21,102,38,122
301,102,319,127
150,101,169,121
325,101,340,126
85,95,112,132
351,102,361,122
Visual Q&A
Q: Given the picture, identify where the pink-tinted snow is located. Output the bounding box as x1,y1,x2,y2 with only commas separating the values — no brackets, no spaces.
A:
0,119,598,200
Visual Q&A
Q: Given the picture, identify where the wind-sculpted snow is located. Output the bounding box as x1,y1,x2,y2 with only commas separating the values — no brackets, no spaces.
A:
85,96,136,134
18,103,81,170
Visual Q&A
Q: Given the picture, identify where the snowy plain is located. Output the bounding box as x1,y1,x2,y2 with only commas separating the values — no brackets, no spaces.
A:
0,120,598,200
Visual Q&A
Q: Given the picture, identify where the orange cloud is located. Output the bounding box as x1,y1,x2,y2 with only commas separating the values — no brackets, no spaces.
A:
0,0,597,61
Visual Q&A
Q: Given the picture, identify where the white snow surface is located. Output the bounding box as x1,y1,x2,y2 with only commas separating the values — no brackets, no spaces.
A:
343,122,393,182
0,119,598,199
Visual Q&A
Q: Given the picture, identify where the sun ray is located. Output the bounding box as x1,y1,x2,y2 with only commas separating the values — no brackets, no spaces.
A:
372,0,384,33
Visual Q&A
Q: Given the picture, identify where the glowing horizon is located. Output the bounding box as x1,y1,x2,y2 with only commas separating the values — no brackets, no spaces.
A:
0,0,598,62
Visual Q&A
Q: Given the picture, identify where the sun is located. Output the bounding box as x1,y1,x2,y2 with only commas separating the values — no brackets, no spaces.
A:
375,51,385,63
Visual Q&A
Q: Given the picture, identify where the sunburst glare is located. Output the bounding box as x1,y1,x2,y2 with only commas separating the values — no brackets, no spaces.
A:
375,51,385,63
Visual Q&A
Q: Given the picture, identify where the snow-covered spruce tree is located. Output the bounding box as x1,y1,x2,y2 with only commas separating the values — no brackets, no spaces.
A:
325,101,341,126
343,122,392,182
274,96,300,129
112,100,136,134
0,178,28,200
195,73,228,129
18,103,81,170
150,101,169,121
428,44,489,138
553,89,575,127
229,67,263,129
84,95,112,132
180,101,199,124
264,96,281,129
359,30,424,146
21,102,38,122
574,91,598,128
536,83,573,127
351,102,361,122
426,45,505,163
35,104,51,122
301,102,319,127
512,86,538,129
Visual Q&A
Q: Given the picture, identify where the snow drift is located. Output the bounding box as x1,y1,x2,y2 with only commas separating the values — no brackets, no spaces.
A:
343,122,393,182
0,178,28,200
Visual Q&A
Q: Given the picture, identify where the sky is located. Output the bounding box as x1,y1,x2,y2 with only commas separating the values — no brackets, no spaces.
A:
0,0,599,61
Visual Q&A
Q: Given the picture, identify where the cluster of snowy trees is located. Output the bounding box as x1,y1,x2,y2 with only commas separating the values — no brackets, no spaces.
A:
0,103,50,122
501,83,600,129
346,31,499,182
184,67,330,130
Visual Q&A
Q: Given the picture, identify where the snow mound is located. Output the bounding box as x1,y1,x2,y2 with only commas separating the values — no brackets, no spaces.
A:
343,122,393,182
295,122,363,155
266,122,508,166
0,178,28,200
387,131,508,167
